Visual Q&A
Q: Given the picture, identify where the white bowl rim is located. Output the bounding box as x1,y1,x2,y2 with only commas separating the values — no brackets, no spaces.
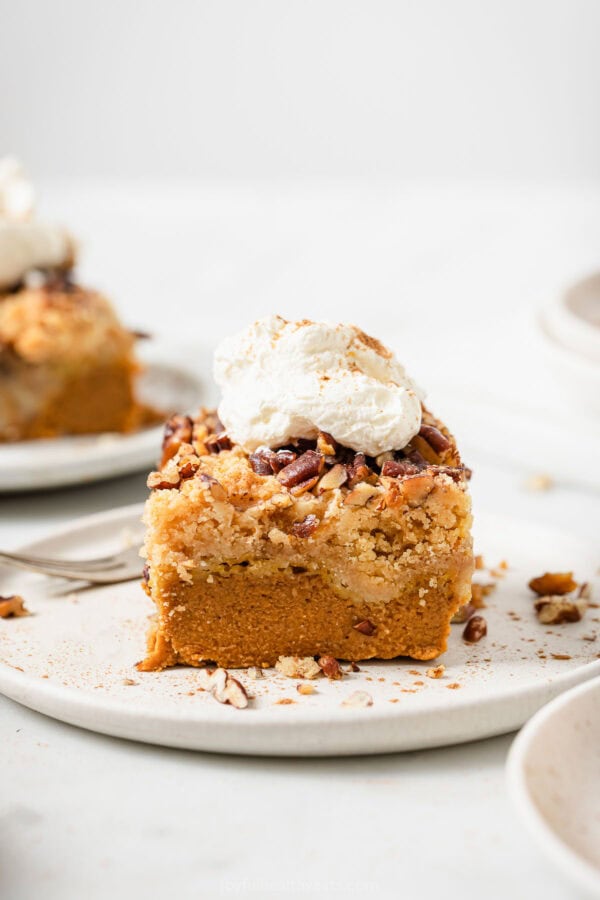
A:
507,675,600,898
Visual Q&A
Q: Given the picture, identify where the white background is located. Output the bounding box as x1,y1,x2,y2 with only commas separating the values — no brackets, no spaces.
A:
2,0,600,181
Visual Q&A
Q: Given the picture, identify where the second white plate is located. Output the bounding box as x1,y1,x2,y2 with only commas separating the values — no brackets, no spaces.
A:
0,505,598,756
0,344,208,492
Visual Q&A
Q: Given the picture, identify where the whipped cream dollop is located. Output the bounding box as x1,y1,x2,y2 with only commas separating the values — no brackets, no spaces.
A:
214,315,423,456
0,158,73,291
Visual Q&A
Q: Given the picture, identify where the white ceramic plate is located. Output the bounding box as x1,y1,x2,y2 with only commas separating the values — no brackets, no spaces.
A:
0,343,209,493
507,676,600,899
0,505,598,756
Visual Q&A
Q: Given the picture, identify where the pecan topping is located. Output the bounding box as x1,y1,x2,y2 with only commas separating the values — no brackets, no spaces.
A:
205,431,232,454
317,655,343,679
142,564,150,585
270,449,297,473
534,597,586,625
419,424,451,454
399,473,435,506
353,618,377,636
249,449,275,475
161,414,193,466
290,476,320,496
199,473,227,501
0,594,30,618
344,482,379,506
317,463,348,492
197,667,249,708
381,459,420,478
316,431,338,456
462,615,487,643
148,462,181,491
347,452,373,487
291,514,319,538
178,456,200,480
278,450,324,488
528,572,578,597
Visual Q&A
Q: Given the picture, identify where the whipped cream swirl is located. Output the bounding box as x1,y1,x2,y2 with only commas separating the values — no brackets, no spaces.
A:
0,158,73,291
214,315,423,457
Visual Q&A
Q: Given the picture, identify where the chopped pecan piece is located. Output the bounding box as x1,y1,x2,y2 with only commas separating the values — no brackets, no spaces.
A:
290,476,320,496
249,448,275,475
317,463,348,492
296,682,316,696
316,431,338,456
270,449,297,473
275,656,321,679
341,690,373,708
399,473,434,506
317,655,343,679
278,450,324,488
347,452,373,487
199,473,227,500
419,424,451,454
0,594,30,618
353,618,377,636
148,461,181,491
426,664,445,679
178,456,200,480
344,482,380,506
462,615,487,643
534,596,586,625
291,514,319,538
205,431,232,453
142,564,150,584
528,572,578,596
161,414,193,466
381,459,420,478
197,667,249,708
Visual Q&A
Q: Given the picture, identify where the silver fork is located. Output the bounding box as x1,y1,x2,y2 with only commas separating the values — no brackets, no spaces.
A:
0,545,144,584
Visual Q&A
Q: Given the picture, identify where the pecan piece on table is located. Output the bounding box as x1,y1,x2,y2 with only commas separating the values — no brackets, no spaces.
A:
462,615,487,643
0,595,30,618
341,690,373,708
317,655,343,679
278,450,324,488
197,667,249,708
528,572,578,597
534,597,586,625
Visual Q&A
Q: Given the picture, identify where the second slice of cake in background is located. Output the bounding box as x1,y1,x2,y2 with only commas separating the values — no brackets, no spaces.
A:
0,158,161,442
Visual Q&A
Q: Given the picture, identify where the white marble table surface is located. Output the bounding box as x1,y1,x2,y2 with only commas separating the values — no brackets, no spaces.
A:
1,182,599,899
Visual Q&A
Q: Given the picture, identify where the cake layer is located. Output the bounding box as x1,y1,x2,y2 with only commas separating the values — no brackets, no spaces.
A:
139,550,473,669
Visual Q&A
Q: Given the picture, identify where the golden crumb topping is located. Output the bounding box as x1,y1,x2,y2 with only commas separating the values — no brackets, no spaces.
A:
0,281,134,365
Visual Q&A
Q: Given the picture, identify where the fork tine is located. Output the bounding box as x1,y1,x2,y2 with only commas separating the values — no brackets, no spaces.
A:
0,548,140,572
